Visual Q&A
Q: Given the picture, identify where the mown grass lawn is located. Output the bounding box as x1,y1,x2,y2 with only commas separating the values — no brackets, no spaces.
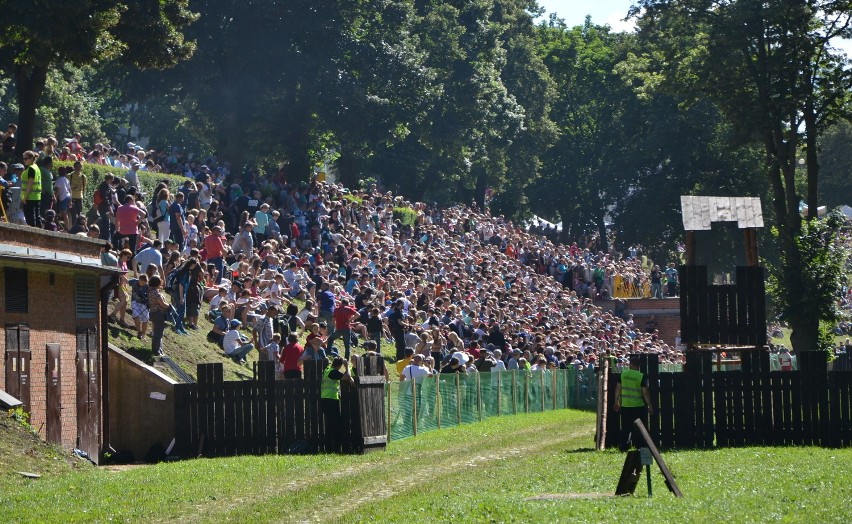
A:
1,409,849,523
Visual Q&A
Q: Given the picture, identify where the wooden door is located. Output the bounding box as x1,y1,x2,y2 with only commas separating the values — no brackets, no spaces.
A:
45,343,62,445
76,328,100,463
355,355,387,453
4,324,31,412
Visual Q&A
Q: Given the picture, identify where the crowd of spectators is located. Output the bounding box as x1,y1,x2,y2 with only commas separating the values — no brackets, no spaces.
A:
3,128,688,376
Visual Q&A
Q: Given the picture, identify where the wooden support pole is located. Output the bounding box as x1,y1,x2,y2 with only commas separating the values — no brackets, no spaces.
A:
386,381,392,442
512,371,517,415
455,372,462,425
476,372,483,422
496,372,501,416
411,379,418,436
435,373,441,430
685,231,696,266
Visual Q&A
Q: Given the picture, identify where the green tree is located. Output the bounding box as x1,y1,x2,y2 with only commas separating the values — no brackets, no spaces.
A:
635,0,852,352
0,0,197,157
532,19,643,250
817,119,852,208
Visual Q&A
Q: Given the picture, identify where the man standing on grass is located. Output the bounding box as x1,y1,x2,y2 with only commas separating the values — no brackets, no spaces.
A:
321,356,355,453
327,297,358,358
613,355,653,451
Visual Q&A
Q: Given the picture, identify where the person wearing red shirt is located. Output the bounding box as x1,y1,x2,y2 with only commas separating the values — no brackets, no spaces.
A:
279,334,305,379
204,225,228,284
327,298,358,358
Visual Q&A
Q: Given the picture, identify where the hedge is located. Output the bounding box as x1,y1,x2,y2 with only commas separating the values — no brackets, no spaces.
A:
393,207,418,228
53,160,188,211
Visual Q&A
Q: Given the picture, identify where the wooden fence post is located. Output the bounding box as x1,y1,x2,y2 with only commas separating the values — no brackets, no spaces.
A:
552,371,558,410
411,377,418,436
512,371,517,415
455,372,462,425
476,372,483,422
496,372,501,416
435,373,441,430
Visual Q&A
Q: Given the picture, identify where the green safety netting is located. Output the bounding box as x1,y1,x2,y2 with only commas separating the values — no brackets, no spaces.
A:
388,368,600,442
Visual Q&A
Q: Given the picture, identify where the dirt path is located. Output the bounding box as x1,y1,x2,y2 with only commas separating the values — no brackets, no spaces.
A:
164,417,595,524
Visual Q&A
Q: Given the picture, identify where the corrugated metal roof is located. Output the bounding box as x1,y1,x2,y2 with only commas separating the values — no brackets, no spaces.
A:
680,196,764,231
0,253,121,275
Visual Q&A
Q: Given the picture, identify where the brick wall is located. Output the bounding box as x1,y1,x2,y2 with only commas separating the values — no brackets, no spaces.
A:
0,266,100,451
599,297,681,346
623,298,681,346
0,222,104,259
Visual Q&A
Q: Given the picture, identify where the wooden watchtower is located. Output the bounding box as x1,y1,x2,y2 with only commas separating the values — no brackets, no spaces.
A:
679,196,767,353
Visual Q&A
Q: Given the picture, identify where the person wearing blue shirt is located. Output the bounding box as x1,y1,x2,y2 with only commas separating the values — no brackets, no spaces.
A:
318,281,336,337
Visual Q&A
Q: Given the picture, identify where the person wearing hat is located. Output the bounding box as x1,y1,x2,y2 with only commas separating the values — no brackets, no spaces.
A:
614,355,653,451
222,319,254,363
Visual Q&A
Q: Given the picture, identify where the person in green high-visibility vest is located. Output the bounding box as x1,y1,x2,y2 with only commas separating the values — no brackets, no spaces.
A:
321,356,355,453
614,355,653,451
20,150,42,227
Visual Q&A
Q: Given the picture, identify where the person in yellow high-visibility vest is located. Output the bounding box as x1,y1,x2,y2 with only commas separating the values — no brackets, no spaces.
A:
614,355,653,451
321,356,355,453
20,150,42,227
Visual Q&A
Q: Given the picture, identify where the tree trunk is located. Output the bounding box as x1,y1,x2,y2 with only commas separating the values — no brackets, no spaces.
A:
337,145,358,188
14,64,48,157
473,168,487,210
804,102,819,221
218,110,245,173
597,212,609,253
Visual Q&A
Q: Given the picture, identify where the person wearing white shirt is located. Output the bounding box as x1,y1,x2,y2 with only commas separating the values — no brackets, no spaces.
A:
401,354,432,382
222,319,254,362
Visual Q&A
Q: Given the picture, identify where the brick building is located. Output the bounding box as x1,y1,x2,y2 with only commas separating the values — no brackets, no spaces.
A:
0,223,119,463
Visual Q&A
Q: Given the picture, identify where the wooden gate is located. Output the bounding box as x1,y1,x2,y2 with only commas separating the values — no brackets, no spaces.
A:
76,327,100,463
351,356,387,453
45,343,62,445
4,324,31,411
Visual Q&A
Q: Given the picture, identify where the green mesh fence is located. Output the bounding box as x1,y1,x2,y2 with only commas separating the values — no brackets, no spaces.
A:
387,368,600,442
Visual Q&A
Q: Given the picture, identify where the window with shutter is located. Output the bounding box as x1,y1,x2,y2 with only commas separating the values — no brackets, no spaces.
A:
75,275,98,319
4,268,28,313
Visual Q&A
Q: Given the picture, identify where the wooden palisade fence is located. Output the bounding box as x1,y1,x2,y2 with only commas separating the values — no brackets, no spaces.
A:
174,356,387,457
601,352,852,449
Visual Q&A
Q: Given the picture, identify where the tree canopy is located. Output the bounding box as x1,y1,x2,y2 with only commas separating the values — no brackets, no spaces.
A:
3,1,852,353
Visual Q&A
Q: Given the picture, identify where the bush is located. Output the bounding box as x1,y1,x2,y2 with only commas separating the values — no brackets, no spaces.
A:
341,193,364,206
393,206,418,228
54,161,188,211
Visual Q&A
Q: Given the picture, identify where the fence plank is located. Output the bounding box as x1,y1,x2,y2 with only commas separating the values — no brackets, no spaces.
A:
658,373,674,449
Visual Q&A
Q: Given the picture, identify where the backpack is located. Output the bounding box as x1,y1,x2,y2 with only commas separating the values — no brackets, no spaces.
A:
151,201,166,224
273,314,293,338
165,269,180,293
93,185,105,206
